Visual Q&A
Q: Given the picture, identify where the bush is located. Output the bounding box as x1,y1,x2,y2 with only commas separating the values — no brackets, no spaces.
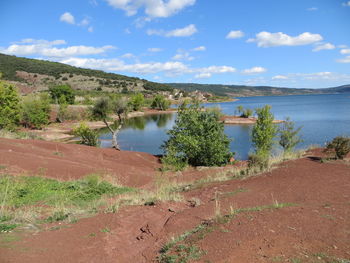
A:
73,123,99,147
162,103,233,168
251,105,278,158
325,136,350,159
20,94,51,129
49,84,75,104
0,80,20,130
278,117,303,153
129,93,144,111
151,95,170,111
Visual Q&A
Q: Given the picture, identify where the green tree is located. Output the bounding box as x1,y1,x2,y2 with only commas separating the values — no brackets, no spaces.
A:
91,97,128,150
251,105,278,159
151,95,170,111
278,117,303,153
49,84,75,104
129,93,144,111
21,94,51,129
236,105,244,116
0,80,20,130
162,103,233,168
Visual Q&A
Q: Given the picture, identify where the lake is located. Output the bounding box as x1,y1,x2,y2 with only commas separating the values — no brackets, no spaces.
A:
100,93,350,160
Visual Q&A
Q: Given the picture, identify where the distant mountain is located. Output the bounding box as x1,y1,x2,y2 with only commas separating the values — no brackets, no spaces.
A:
321,84,350,94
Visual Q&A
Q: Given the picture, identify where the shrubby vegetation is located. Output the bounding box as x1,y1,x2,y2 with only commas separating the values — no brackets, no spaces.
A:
49,84,75,104
278,117,303,153
162,103,232,169
73,123,99,147
20,93,51,129
129,93,144,111
151,95,170,111
236,105,253,118
325,136,350,159
0,80,20,130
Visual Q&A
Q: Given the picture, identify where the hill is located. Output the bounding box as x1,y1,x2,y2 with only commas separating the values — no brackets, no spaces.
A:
0,53,173,94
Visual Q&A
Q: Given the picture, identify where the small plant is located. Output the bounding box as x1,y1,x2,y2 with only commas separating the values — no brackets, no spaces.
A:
100,227,110,233
0,80,21,130
0,223,18,232
46,210,70,223
20,93,51,129
325,136,350,160
278,117,303,153
151,95,170,111
73,123,100,147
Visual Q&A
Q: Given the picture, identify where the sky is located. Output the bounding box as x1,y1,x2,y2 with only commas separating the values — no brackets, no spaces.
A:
0,0,350,89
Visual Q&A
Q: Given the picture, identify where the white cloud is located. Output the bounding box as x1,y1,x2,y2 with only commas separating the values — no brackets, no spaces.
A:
195,72,211,79
192,46,206,51
226,30,244,39
172,51,194,61
121,53,136,59
79,18,90,26
106,0,195,17
307,7,318,11
337,56,350,63
0,39,115,57
340,49,350,54
147,24,197,37
242,66,267,74
342,1,350,6
88,26,94,32
197,66,236,74
338,45,348,49
312,43,335,52
272,75,288,80
247,31,323,47
148,47,163,52
60,12,75,24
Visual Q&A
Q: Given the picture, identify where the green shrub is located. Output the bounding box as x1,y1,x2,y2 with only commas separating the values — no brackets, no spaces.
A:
49,84,75,104
251,105,278,158
0,80,20,130
73,123,99,147
20,94,51,129
129,93,144,111
162,103,233,168
325,136,350,159
151,95,170,111
278,117,303,153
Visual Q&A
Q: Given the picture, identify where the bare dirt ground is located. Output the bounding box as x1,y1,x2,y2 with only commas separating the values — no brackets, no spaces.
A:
0,139,349,263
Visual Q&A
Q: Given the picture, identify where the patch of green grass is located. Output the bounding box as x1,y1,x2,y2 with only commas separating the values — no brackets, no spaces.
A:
0,223,18,232
46,210,70,223
0,174,134,208
100,227,110,233
215,188,248,200
0,165,6,170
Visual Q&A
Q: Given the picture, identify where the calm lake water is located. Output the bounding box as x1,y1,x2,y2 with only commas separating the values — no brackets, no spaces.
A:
100,93,350,160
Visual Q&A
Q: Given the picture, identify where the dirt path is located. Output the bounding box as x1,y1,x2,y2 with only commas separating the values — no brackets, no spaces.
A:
0,141,349,262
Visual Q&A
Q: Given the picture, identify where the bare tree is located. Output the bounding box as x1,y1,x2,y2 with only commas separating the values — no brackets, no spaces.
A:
92,97,128,150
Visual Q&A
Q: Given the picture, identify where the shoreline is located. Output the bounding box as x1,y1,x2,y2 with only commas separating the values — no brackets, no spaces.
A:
221,115,284,125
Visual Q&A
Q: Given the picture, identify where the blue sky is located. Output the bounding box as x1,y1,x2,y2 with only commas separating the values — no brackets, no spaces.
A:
1,0,350,88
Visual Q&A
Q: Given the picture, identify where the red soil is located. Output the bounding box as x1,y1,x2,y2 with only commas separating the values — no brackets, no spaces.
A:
0,139,349,262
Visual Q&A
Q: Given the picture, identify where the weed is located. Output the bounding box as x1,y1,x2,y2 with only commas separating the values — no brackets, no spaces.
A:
100,227,110,233
46,210,70,223
0,223,18,232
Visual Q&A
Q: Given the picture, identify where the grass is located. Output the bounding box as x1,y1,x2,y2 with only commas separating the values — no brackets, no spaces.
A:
0,129,43,140
0,174,134,230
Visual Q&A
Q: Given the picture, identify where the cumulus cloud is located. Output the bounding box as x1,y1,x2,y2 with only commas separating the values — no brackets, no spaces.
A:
340,49,350,54
121,53,136,59
172,51,194,61
312,43,335,52
105,0,195,17
242,67,267,74
226,30,244,39
148,47,163,52
192,46,206,51
247,31,323,47
195,72,211,79
342,1,350,6
307,7,318,11
0,39,115,57
147,24,197,37
60,12,75,24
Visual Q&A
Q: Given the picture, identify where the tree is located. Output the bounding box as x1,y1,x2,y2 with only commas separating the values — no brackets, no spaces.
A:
236,105,253,118
0,80,20,130
73,123,99,147
251,105,278,158
278,117,303,153
162,103,233,168
151,95,170,111
49,84,75,104
91,97,128,150
236,105,244,116
129,93,144,111
21,94,51,129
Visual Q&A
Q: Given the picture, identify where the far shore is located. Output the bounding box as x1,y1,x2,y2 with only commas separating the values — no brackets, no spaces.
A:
221,115,284,125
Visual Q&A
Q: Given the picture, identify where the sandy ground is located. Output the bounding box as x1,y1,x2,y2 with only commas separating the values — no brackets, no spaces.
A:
0,139,349,263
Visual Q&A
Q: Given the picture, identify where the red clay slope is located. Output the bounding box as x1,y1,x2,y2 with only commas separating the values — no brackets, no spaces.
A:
0,138,161,187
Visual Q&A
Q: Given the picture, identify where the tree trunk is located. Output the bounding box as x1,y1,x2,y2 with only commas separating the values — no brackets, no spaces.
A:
103,118,123,150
